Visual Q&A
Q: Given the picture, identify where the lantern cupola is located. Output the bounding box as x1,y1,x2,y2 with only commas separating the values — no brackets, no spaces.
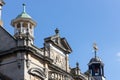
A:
11,4,36,44
88,43,106,80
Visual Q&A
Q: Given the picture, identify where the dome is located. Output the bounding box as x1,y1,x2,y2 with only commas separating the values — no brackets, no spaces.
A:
15,4,32,19
89,57,102,63
16,12,32,19
11,4,36,27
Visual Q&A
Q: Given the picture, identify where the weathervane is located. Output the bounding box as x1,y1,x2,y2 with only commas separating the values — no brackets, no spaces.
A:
93,43,98,58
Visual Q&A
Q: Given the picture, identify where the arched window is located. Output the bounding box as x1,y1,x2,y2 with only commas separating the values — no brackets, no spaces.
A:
28,68,46,80
23,22,28,28
17,23,21,28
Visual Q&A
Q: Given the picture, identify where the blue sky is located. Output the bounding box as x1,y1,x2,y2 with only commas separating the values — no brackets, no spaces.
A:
3,0,120,80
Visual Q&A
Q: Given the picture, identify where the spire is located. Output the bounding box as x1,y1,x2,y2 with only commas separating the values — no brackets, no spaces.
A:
93,43,98,58
22,3,26,13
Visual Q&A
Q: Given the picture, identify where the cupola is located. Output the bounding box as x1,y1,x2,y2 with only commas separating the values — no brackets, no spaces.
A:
88,43,106,80
11,4,36,44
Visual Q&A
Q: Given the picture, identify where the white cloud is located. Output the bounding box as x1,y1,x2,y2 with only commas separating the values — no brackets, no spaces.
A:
116,52,120,62
117,52,120,57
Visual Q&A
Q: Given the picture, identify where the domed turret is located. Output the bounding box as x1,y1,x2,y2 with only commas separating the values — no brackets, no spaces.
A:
88,43,105,80
11,4,36,45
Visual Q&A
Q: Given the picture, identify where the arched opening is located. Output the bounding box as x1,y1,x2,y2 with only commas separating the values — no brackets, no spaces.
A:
23,22,28,28
17,23,21,28
28,68,46,80
16,23,21,34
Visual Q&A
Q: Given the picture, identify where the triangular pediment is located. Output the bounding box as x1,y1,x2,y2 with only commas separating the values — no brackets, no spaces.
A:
0,26,16,52
61,38,72,53
44,34,72,53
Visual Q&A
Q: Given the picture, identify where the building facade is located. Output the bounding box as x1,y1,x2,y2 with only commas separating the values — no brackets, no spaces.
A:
0,1,106,80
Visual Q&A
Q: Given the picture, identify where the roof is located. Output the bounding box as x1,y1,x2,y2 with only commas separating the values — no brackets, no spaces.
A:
11,4,37,27
16,4,31,19
88,57,104,66
0,72,12,80
89,57,102,63
16,12,32,19
0,26,16,52
44,29,72,53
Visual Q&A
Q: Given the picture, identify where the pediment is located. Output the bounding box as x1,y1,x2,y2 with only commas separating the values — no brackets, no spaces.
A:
44,35,72,53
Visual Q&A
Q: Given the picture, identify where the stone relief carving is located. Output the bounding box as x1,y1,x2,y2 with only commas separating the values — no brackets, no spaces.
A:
28,68,46,79
50,48,65,69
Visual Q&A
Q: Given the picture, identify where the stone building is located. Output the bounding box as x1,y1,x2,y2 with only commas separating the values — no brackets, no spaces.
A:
0,0,106,80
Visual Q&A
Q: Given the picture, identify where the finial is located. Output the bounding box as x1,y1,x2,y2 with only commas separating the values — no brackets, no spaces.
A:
93,43,98,58
55,28,59,35
22,3,26,13
76,62,79,68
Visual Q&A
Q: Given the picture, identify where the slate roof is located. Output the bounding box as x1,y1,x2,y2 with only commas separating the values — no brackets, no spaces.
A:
0,73,12,80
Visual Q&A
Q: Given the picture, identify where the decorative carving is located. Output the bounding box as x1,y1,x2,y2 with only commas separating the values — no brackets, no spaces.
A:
49,71,71,80
28,68,46,79
50,48,65,69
